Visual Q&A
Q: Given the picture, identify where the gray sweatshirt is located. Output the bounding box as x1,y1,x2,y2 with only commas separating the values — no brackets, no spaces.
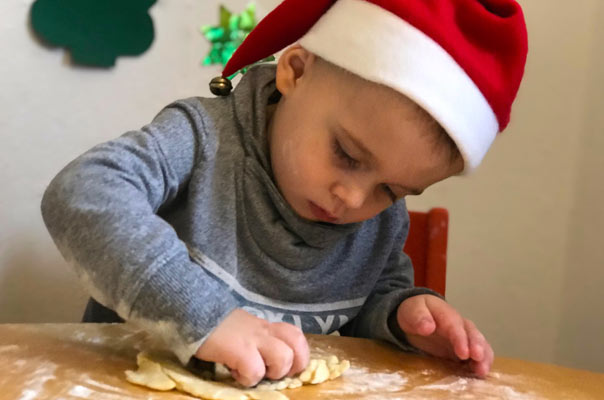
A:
41,65,435,364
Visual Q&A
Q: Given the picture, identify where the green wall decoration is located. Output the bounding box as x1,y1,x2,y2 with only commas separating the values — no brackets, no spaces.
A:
201,3,274,78
30,0,157,68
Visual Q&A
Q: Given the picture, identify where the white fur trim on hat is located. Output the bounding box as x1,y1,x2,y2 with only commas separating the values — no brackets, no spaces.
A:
298,0,499,171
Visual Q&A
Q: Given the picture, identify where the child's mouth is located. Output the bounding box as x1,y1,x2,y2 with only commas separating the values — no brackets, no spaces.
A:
309,201,338,223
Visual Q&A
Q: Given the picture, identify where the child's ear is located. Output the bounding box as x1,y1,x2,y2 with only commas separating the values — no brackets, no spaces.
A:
275,45,315,96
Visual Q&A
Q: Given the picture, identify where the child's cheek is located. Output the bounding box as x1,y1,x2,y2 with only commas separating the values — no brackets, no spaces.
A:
279,137,303,181
300,150,332,193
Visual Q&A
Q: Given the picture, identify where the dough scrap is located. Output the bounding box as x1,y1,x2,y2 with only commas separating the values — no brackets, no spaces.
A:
124,352,176,391
161,361,252,400
125,352,350,400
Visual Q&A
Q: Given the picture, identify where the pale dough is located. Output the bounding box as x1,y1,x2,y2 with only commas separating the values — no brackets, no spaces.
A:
126,352,350,400
125,352,176,391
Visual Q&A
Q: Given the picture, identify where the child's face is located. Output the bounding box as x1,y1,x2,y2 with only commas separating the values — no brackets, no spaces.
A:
268,47,464,225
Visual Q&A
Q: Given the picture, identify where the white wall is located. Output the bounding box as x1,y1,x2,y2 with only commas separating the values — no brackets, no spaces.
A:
1,0,602,372
555,1,604,372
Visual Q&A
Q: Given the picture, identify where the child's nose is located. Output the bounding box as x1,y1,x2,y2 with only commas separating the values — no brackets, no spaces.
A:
333,183,367,210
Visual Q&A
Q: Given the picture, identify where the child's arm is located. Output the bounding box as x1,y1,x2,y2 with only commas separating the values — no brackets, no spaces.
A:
41,99,239,364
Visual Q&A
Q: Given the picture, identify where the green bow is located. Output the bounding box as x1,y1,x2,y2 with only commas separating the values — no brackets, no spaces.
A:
201,3,275,79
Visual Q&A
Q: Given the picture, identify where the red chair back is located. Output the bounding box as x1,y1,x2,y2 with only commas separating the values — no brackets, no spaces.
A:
403,208,449,296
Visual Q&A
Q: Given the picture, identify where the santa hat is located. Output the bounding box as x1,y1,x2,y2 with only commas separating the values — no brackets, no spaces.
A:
211,0,528,171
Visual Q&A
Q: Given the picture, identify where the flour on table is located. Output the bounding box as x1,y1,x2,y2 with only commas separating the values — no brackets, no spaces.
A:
125,351,350,400
67,385,94,397
16,360,58,400
0,344,20,353
398,373,543,400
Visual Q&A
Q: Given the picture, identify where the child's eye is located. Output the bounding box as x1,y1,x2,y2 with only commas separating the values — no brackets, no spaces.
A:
333,139,360,169
382,184,398,203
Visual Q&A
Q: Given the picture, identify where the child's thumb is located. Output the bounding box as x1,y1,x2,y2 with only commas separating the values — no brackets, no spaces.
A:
397,297,436,336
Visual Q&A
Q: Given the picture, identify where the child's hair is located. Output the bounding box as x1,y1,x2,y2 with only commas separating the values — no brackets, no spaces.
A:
411,102,462,166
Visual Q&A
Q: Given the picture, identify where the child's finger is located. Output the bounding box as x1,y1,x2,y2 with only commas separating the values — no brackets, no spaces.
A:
470,345,493,378
426,299,469,360
485,344,495,372
258,336,295,380
446,323,470,360
463,319,494,378
474,337,495,378
269,322,310,376
465,319,486,362
397,296,436,336
230,347,266,387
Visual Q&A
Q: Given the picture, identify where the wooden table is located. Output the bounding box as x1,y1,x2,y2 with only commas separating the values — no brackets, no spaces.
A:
0,324,602,399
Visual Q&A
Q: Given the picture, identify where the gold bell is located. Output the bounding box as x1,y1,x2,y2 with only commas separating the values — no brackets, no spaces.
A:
209,76,233,96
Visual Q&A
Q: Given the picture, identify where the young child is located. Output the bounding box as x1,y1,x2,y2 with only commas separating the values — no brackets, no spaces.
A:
41,0,527,387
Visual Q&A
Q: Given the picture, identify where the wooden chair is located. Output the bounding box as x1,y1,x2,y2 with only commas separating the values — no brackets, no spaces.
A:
403,208,449,297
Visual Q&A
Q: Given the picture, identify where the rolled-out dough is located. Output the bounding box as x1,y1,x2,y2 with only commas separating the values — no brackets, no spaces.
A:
125,352,350,400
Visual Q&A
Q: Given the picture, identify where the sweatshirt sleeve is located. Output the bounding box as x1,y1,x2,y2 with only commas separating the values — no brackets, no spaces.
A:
41,98,239,363
339,209,442,352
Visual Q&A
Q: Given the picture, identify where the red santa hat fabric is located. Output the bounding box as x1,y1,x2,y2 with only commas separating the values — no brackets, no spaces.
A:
221,0,528,171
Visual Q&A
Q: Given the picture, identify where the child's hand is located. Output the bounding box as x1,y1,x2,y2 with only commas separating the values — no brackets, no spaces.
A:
396,294,494,377
195,308,310,387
